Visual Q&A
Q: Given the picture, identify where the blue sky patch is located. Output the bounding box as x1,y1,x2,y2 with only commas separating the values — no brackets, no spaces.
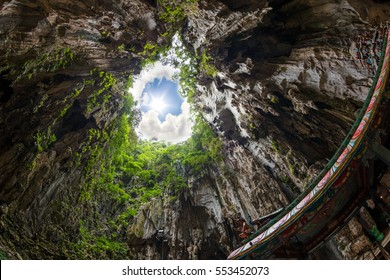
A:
140,77,183,122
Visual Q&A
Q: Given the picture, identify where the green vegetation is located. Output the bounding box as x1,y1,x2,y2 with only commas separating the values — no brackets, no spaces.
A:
73,49,222,214
280,175,290,184
18,47,75,81
131,115,222,195
86,69,117,113
288,162,296,175
100,30,111,37
270,96,279,104
286,151,296,175
71,223,127,259
29,83,85,174
33,128,57,152
125,74,134,91
68,20,223,258
139,43,159,57
77,106,222,216
139,43,170,67
271,140,280,153
271,140,297,176
199,50,218,77
70,81,222,257
27,157,37,171
272,140,300,190
109,34,221,212
33,93,49,113
157,0,198,31
138,0,201,67
118,44,125,52
174,41,198,101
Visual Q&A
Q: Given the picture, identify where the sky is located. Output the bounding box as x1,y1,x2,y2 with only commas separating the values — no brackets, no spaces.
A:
129,61,193,143
140,78,183,122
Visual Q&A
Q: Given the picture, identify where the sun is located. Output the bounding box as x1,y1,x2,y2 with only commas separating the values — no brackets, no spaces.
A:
149,95,168,114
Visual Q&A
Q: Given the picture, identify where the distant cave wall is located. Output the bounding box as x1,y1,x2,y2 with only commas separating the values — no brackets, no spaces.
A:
128,0,390,259
128,143,290,259
0,0,165,259
183,0,389,191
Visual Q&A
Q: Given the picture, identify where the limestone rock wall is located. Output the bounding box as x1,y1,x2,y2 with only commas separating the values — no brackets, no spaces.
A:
184,0,378,191
127,0,390,259
0,0,389,259
128,143,289,259
0,0,162,259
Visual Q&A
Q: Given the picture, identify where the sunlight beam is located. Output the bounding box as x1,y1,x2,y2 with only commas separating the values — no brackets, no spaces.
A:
148,94,169,115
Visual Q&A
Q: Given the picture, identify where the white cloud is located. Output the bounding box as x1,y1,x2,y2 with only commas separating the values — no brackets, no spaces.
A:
137,101,193,143
130,61,178,103
141,91,150,104
130,61,193,143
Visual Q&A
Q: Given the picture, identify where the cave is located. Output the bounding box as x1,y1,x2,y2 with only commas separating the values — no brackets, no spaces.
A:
0,0,390,261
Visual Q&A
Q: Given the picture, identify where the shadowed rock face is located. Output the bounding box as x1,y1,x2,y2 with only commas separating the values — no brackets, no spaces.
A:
128,0,389,259
0,0,163,259
0,0,389,259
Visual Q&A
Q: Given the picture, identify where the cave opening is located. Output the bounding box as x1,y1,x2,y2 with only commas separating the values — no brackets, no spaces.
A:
130,65,193,143
129,35,195,144
100,33,223,225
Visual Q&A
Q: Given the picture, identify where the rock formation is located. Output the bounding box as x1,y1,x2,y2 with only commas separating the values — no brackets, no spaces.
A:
0,0,389,259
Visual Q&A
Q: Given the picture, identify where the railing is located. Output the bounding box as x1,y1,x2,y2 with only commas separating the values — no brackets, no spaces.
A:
228,28,390,260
